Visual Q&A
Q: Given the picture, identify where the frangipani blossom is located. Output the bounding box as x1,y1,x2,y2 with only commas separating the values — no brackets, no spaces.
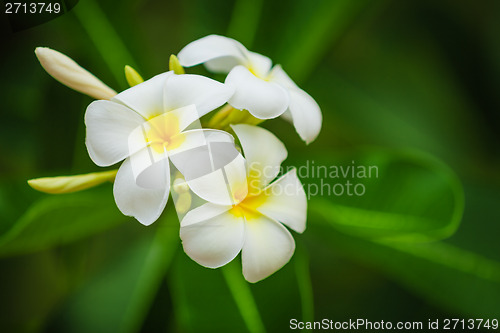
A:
180,124,307,283
85,71,234,225
177,35,322,144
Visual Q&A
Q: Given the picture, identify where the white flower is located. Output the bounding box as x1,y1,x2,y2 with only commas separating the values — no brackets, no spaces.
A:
85,71,234,225
177,35,322,144
179,124,307,283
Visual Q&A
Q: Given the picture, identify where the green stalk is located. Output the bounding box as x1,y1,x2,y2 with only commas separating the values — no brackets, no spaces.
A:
227,0,264,48
222,261,266,333
281,0,372,83
73,0,137,88
207,104,235,128
295,245,315,331
119,219,179,333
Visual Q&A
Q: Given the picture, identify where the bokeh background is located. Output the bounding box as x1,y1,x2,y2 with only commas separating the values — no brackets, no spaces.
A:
1,0,499,332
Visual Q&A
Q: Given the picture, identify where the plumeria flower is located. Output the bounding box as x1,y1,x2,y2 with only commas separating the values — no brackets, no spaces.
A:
179,124,307,283
177,35,322,144
85,71,234,225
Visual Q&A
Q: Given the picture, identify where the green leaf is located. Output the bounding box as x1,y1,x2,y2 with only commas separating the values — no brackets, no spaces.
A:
168,254,250,333
72,0,137,88
307,148,464,242
313,18,486,165
279,0,373,83
294,244,314,327
0,186,126,256
169,251,304,333
58,215,179,333
222,261,266,333
227,0,264,48
309,222,500,317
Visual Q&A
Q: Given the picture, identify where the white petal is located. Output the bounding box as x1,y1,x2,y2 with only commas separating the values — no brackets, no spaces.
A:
113,158,169,226
169,129,245,205
231,124,287,188
126,105,202,184
257,169,307,233
168,128,234,159
205,56,245,73
181,201,231,227
150,104,201,135
269,66,322,144
85,100,146,167
112,72,171,119
180,203,244,268
268,64,298,90
164,74,234,117
226,66,289,119
241,215,295,283
247,51,272,78
175,153,247,206
287,88,322,144
177,34,248,72
165,104,202,133
132,149,170,190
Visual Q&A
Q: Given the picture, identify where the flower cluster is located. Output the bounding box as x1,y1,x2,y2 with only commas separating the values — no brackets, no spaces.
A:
29,35,321,282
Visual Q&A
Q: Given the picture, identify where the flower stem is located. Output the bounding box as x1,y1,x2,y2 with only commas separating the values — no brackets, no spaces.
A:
295,244,315,327
207,104,266,130
73,0,137,88
207,104,235,128
221,261,266,333
243,112,265,126
120,218,179,332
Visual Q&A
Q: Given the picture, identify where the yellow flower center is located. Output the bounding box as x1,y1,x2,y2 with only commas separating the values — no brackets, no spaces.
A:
145,112,185,153
247,64,270,81
229,190,268,221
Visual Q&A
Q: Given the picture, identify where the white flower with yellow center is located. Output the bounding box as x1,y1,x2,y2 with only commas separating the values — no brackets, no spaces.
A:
177,35,322,144
85,71,234,225
179,124,307,283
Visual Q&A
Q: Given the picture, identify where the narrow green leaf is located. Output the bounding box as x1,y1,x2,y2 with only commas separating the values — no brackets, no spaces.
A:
59,215,179,333
0,187,125,256
119,220,179,332
168,254,250,333
222,260,267,333
227,0,264,48
309,221,500,317
307,148,464,242
294,244,314,328
280,0,373,83
72,0,137,88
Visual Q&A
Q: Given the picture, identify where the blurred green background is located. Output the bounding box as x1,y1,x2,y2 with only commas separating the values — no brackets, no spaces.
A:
0,0,499,332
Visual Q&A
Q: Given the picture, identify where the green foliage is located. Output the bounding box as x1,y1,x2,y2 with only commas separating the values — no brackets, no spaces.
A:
308,222,500,317
168,254,250,333
279,0,373,83
0,0,499,331
72,0,137,89
56,217,179,333
308,148,464,242
0,186,126,257
222,261,266,333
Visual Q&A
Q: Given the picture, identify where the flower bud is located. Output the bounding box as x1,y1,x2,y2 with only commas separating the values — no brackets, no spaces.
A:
124,65,144,87
169,54,185,75
35,47,117,100
28,170,118,194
